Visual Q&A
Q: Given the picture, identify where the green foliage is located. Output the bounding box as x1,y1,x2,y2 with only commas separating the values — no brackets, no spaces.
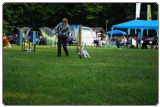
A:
3,3,158,36
3,46,158,105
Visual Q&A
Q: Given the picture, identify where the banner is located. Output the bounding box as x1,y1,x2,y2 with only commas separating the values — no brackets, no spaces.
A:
147,4,152,20
136,3,141,19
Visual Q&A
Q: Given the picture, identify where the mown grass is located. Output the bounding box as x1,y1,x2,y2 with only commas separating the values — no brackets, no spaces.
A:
3,45,158,105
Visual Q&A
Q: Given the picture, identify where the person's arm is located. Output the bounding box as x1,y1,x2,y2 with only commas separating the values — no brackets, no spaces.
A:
53,23,61,34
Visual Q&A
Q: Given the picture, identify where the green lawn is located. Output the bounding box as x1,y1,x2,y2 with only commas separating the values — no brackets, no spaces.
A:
3,45,158,105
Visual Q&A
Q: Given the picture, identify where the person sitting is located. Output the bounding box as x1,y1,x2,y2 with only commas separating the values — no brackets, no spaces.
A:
116,36,121,48
100,34,107,47
126,37,131,48
111,36,116,45
3,34,11,48
119,36,127,48
93,35,101,47
39,36,47,45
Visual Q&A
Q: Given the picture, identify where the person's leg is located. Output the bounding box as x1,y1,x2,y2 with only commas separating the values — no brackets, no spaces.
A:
58,36,62,56
97,41,99,46
116,41,118,47
62,36,69,56
100,41,102,47
117,42,120,48
119,42,122,48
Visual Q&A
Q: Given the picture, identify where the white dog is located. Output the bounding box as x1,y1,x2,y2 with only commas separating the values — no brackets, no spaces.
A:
77,44,90,58
77,48,90,58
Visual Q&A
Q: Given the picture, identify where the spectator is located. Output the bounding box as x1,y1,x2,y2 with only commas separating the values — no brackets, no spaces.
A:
39,36,46,45
93,32,101,47
115,36,120,48
111,36,116,45
119,36,127,48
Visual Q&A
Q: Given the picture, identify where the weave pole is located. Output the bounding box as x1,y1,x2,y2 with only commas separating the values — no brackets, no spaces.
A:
79,25,82,59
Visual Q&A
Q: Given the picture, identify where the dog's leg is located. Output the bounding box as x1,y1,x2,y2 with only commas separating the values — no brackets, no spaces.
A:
83,50,89,58
86,52,90,58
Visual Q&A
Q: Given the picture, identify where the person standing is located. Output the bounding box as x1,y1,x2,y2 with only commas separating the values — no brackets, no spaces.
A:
54,18,70,57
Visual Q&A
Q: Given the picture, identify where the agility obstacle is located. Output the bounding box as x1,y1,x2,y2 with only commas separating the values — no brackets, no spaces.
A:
76,25,83,59
17,30,37,52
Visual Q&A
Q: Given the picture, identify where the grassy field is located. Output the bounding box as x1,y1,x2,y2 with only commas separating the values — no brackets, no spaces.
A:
3,45,158,105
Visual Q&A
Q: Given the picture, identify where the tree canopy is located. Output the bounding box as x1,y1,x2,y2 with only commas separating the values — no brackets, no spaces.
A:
3,3,158,36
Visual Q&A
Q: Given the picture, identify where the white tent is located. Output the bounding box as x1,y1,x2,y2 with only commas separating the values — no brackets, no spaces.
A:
70,25,96,46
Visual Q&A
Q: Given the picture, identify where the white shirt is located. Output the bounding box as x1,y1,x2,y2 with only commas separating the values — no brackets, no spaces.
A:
120,37,127,43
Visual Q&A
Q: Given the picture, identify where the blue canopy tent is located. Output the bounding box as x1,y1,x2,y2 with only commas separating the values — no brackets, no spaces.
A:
111,19,158,47
106,30,127,35
112,20,158,30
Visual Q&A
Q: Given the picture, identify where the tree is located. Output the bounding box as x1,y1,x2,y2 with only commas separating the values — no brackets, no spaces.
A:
3,3,158,36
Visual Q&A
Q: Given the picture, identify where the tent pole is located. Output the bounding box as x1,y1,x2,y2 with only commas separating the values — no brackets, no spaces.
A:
110,27,114,44
140,28,144,48
156,29,158,37
135,29,137,36
79,25,82,59
127,29,130,36
135,18,137,35
106,20,108,32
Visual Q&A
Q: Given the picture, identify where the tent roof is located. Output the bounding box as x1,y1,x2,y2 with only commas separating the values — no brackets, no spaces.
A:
70,25,80,29
112,20,158,30
39,27,54,37
106,30,127,35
